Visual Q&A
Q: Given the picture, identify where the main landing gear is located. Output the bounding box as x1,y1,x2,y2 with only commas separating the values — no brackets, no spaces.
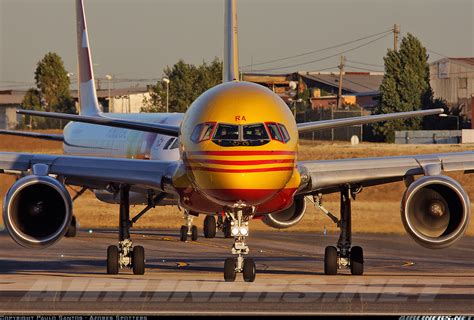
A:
222,207,256,282
203,214,232,239
106,184,158,275
180,210,198,241
313,185,364,275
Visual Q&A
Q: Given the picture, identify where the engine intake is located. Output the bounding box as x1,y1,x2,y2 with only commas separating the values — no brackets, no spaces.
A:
262,197,306,229
3,175,73,248
401,175,470,249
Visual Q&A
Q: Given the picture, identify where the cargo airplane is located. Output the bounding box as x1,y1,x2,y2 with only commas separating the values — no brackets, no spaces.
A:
1,0,472,282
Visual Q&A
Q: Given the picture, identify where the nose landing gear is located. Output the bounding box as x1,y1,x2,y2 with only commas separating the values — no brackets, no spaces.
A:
222,206,256,282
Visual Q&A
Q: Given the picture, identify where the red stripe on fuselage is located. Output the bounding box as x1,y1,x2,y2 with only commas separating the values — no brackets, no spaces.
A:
186,150,296,156
186,159,294,165
187,166,294,173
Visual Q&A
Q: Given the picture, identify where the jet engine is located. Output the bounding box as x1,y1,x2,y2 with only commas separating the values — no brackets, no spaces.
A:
262,197,306,229
3,175,73,248
401,175,470,249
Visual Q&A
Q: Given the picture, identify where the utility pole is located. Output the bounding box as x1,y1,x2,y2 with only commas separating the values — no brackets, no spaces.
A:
337,55,345,109
393,24,400,51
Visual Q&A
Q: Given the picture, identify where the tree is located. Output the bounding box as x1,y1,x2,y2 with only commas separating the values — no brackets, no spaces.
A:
19,88,44,129
21,52,76,129
34,52,76,115
143,58,223,113
372,33,442,142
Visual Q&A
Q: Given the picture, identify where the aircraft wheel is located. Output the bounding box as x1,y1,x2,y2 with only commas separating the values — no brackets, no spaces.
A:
107,245,119,275
180,226,188,242
222,219,232,238
350,246,364,275
224,258,237,282
324,246,338,275
191,225,198,241
243,258,256,282
203,215,217,238
132,245,145,275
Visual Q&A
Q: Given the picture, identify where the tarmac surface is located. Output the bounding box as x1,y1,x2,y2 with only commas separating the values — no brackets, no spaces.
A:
0,228,473,315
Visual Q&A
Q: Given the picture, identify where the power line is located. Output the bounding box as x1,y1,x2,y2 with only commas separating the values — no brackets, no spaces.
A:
345,64,384,72
251,33,391,73
241,29,393,69
427,48,474,71
244,65,338,76
345,59,384,68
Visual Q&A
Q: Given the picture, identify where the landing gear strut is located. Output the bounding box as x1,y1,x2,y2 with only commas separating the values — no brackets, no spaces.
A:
223,207,256,282
106,184,145,275
314,185,364,275
180,210,198,242
217,215,232,238
65,215,77,238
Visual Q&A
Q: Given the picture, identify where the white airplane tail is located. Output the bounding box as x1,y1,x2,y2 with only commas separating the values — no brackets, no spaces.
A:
76,0,101,116
223,0,240,82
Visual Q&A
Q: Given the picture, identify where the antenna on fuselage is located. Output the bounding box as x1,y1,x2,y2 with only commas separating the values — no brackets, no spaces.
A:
223,0,240,83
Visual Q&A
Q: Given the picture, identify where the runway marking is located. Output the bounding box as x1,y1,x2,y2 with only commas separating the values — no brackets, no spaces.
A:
176,262,189,268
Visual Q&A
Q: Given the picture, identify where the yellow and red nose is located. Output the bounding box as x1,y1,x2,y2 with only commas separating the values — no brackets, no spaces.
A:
184,150,296,206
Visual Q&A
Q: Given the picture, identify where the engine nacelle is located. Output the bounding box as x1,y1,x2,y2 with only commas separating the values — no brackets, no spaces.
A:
401,175,470,249
3,175,73,248
262,197,306,229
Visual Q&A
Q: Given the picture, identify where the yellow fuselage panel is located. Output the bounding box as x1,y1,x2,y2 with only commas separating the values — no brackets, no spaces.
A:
179,81,300,206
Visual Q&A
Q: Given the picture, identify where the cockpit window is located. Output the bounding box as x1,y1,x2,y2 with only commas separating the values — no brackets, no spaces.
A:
266,122,283,142
191,122,216,143
278,124,290,142
170,138,180,149
192,121,289,146
163,137,175,149
201,122,216,141
191,124,203,143
243,123,270,141
213,124,239,140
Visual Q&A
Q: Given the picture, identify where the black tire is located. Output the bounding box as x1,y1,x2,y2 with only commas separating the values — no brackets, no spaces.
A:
324,246,338,275
203,215,217,238
223,219,232,238
243,258,256,282
180,226,188,242
65,216,77,238
191,225,198,241
350,246,364,276
224,258,237,282
132,246,145,275
107,245,119,275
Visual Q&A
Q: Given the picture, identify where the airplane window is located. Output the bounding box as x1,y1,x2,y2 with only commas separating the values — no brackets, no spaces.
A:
191,124,204,143
243,123,269,141
213,124,239,140
266,122,283,142
170,138,180,149
278,124,290,142
163,138,175,149
201,122,216,141
191,123,216,143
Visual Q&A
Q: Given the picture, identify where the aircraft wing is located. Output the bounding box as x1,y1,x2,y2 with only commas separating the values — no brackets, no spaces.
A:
0,152,177,191
297,109,443,133
297,152,474,195
0,130,64,141
17,110,181,137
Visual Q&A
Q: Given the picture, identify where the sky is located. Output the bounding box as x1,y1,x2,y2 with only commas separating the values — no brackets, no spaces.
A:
0,0,473,90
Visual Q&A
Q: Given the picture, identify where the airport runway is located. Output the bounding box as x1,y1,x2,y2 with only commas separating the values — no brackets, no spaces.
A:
0,228,473,315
